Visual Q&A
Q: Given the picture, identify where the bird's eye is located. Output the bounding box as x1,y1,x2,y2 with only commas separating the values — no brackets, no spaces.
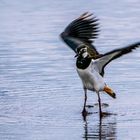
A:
83,48,87,52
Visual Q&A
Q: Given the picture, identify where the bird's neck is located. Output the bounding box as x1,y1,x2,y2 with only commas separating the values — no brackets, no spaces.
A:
76,56,91,69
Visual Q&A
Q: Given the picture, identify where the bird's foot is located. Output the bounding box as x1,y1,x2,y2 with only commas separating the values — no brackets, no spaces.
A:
82,108,90,121
99,111,103,119
82,108,88,116
100,111,115,118
86,105,94,108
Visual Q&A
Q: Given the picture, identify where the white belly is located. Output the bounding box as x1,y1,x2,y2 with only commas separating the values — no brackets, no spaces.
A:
77,65,105,92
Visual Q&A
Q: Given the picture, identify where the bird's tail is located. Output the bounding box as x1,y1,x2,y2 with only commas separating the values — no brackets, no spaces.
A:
103,86,116,99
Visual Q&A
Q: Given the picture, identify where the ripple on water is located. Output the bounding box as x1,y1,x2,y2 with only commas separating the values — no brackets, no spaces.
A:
0,0,140,140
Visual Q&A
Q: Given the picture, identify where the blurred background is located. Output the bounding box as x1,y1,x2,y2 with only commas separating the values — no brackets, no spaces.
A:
0,0,140,139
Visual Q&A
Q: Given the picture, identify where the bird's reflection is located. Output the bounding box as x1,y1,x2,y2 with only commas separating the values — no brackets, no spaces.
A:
82,107,117,140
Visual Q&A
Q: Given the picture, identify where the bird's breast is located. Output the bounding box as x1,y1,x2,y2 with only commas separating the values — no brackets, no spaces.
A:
77,66,95,90
77,65,105,92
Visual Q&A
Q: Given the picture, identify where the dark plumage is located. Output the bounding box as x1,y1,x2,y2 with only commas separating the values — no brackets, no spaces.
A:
60,12,99,55
60,12,140,76
76,56,91,69
63,12,99,44
96,42,140,76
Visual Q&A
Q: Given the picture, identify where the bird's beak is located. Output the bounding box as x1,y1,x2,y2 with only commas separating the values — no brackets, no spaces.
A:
74,54,78,57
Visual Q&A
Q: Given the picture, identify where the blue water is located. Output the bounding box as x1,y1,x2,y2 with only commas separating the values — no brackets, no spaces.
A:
0,0,140,139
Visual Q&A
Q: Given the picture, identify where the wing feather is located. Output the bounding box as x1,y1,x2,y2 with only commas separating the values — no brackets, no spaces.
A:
60,12,100,55
93,42,140,76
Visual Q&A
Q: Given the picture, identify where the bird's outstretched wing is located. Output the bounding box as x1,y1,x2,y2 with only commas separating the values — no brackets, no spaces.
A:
60,12,100,56
93,42,140,76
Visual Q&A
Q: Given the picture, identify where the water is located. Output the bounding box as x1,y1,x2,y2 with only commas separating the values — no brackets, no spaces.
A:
0,0,140,139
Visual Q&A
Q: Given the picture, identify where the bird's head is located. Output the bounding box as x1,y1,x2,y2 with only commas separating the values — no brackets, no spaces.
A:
75,45,89,58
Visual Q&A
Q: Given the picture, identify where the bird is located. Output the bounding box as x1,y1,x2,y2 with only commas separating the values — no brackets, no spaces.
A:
60,12,140,118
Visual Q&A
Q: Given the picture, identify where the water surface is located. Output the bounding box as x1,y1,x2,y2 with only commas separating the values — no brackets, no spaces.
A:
0,0,140,139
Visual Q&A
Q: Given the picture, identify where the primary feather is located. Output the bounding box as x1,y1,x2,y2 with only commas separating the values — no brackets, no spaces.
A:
94,42,140,76
60,12,99,55
60,12,140,76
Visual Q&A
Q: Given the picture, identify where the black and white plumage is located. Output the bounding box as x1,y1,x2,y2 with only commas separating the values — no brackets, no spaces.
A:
60,12,100,57
60,12,140,75
76,46,116,118
94,42,140,76
60,12,140,118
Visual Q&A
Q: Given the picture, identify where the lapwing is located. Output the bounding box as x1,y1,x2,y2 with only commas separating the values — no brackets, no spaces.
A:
60,12,140,118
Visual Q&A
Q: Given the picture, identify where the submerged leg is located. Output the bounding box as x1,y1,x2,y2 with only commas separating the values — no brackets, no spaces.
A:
97,92,102,118
82,88,87,115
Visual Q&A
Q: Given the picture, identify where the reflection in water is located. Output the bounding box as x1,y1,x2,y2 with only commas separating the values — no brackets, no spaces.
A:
82,109,117,140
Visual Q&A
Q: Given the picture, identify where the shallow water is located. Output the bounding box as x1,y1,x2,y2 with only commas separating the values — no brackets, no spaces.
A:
0,0,140,140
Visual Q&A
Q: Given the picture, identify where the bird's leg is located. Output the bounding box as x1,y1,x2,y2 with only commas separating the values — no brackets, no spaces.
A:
97,92,102,118
82,87,87,116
